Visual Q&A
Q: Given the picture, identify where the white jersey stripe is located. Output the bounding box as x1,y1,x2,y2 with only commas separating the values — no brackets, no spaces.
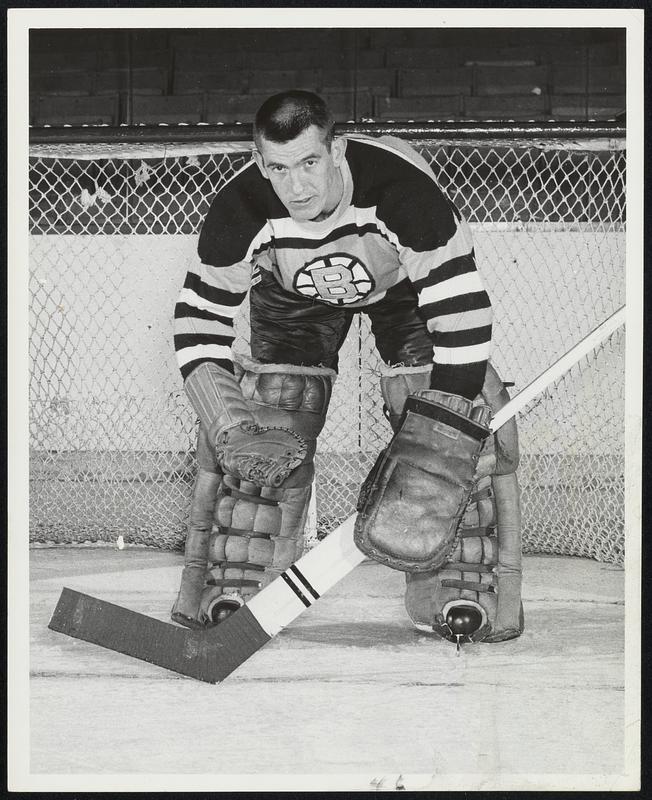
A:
177,287,242,319
433,306,493,332
176,343,233,368
433,341,492,365
419,271,485,306
194,261,253,294
174,317,235,337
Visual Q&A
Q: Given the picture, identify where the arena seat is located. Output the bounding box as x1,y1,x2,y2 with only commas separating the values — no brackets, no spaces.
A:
205,94,268,124
475,65,549,96
97,47,171,72
399,67,473,97
248,69,322,95
323,90,373,120
33,94,120,126
587,66,626,94
386,47,466,69
550,93,625,121
320,68,396,95
552,64,626,95
551,64,590,95
130,93,204,124
30,50,98,74
172,71,248,95
463,94,548,120
587,42,623,65
539,44,588,65
174,49,243,75
462,46,540,65
31,71,94,97
374,95,462,121
94,67,168,96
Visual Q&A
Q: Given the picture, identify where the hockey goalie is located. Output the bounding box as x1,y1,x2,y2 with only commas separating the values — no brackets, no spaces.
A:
170,89,524,646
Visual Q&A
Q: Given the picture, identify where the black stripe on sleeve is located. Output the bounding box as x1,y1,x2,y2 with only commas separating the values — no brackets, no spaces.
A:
184,271,247,308
410,253,477,293
429,362,488,400
174,332,233,351
180,357,234,382
174,303,235,327
430,325,493,348
420,290,491,319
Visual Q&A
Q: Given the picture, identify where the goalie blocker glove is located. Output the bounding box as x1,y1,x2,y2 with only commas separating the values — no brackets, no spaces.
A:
184,362,307,488
354,390,491,572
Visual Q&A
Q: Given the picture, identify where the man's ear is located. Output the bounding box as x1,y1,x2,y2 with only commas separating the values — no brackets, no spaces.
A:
331,137,345,167
253,150,269,180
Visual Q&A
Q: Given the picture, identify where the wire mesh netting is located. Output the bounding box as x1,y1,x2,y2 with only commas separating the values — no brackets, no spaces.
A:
28,134,626,562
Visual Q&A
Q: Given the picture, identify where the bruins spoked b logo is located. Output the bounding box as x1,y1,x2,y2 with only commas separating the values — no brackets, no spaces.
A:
294,253,375,305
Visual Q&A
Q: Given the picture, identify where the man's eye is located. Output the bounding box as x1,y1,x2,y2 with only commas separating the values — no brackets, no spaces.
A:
305,160,316,167
271,166,286,173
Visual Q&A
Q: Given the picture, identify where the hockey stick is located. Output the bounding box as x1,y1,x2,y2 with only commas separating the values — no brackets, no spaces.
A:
48,306,625,683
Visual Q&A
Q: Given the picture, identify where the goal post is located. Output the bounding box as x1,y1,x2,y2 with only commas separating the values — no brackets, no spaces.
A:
28,122,626,563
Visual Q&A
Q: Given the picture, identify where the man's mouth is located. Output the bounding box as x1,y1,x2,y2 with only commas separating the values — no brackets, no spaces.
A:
291,197,313,205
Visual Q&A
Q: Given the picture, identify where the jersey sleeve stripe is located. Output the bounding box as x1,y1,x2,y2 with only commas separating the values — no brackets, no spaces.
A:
176,343,233,370
174,302,234,326
418,271,485,306
433,305,493,332
433,341,492,365
420,290,491,319
177,287,243,319
174,316,236,337
430,324,493,348
409,253,477,292
180,357,233,381
182,272,247,308
174,332,233,351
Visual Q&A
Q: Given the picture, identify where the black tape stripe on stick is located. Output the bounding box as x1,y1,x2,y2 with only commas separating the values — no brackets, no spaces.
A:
48,306,625,683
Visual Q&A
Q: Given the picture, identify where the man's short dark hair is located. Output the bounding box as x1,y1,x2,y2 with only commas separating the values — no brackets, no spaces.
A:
254,90,335,149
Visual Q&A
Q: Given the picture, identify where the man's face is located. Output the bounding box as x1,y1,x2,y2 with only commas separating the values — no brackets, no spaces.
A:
254,125,345,222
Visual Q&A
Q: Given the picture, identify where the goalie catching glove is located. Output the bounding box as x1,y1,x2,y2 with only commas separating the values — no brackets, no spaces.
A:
354,389,491,572
185,362,307,488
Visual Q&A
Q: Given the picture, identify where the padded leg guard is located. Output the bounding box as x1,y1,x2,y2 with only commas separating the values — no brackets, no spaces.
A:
199,356,334,623
200,476,313,623
170,464,221,629
380,362,523,642
405,470,524,642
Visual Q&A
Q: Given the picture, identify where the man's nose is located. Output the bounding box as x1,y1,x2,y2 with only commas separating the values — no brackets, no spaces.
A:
289,169,304,194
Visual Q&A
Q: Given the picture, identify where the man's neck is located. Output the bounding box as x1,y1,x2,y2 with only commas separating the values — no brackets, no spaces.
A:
310,170,344,222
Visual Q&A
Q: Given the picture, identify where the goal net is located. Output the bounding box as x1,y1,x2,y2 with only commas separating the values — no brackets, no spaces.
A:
28,126,625,563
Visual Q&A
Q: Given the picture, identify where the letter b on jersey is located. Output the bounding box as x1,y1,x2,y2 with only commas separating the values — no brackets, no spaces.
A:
294,254,374,306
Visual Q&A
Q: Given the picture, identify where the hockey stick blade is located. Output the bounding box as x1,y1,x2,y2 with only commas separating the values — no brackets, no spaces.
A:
48,514,362,683
48,305,625,682
48,587,272,683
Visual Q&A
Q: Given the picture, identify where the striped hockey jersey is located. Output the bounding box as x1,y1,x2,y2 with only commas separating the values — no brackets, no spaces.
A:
174,134,492,399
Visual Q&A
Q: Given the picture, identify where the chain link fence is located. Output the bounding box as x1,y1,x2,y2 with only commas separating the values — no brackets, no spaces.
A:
29,132,625,562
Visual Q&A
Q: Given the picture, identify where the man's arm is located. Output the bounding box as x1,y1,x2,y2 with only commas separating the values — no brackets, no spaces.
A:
173,258,251,380
383,177,492,400
407,214,493,401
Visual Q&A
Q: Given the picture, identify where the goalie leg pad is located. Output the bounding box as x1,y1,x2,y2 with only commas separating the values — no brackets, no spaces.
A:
205,476,312,604
170,463,221,628
200,360,333,617
404,452,524,641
